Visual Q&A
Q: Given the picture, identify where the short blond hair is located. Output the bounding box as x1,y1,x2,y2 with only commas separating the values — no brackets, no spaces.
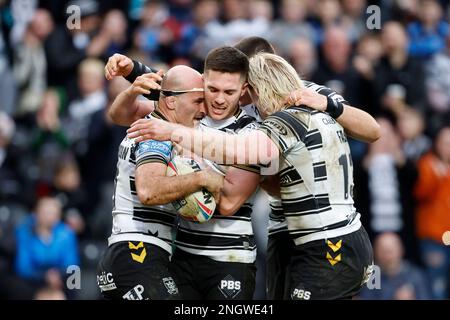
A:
248,53,304,115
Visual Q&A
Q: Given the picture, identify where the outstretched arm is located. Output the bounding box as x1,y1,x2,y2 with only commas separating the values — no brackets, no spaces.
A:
127,118,279,168
285,87,380,143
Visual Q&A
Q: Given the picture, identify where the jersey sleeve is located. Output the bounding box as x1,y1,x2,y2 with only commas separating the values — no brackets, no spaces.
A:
258,110,307,154
303,80,348,105
135,140,173,167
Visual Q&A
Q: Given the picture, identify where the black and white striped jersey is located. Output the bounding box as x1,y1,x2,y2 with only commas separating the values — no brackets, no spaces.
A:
174,107,261,263
109,111,177,254
259,105,361,246
267,196,287,237
266,80,351,239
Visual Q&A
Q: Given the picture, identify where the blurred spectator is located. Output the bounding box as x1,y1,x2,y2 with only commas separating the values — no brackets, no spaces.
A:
13,9,53,118
101,10,128,58
288,37,317,80
356,117,419,262
312,26,367,107
129,0,147,21
407,0,449,59
340,0,368,42
222,0,249,22
268,0,315,56
133,0,174,63
79,77,129,239
176,0,220,68
385,0,421,24
38,0,71,24
33,286,66,300
52,153,86,236
353,33,383,82
45,0,113,100
15,196,79,294
0,193,35,299
0,112,22,202
0,2,17,115
64,58,107,157
353,33,384,115
414,125,450,299
9,0,37,47
164,0,195,44
425,33,450,131
310,0,344,44
204,0,269,49
0,111,16,171
248,0,273,30
36,89,63,133
374,21,426,115
397,108,431,162
359,232,431,300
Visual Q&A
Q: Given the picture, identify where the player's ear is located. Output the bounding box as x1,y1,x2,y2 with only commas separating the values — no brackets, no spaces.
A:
241,82,248,97
165,96,177,110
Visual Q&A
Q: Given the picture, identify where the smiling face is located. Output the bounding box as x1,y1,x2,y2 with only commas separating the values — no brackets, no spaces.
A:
203,70,247,120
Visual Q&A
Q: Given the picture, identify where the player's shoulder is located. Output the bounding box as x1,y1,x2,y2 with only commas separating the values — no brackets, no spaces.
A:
263,108,319,144
268,107,311,127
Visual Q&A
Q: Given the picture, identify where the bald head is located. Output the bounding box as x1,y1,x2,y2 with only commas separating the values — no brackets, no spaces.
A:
161,65,203,92
157,65,206,127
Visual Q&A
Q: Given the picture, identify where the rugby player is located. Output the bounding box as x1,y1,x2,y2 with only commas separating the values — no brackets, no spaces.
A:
127,53,377,300
97,65,223,300
106,39,379,300
106,48,262,300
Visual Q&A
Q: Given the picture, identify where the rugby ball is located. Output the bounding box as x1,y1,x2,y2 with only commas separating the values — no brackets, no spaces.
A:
166,156,216,223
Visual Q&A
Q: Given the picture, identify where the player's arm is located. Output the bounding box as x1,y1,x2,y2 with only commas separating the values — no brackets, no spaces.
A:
285,87,380,143
135,163,223,206
334,106,381,142
109,72,163,126
134,139,223,206
105,53,155,82
127,118,280,169
218,167,260,216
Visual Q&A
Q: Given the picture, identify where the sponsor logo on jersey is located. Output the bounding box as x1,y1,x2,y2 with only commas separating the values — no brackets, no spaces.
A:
291,288,311,300
264,120,287,135
122,284,146,300
136,140,172,158
162,277,179,295
97,271,117,292
218,275,242,299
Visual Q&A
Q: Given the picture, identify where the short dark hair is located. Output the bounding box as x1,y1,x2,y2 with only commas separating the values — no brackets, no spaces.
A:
204,46,249,79
233,36,276,57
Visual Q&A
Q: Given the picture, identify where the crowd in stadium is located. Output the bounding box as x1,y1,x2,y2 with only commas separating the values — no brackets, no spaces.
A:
0,0,449,300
